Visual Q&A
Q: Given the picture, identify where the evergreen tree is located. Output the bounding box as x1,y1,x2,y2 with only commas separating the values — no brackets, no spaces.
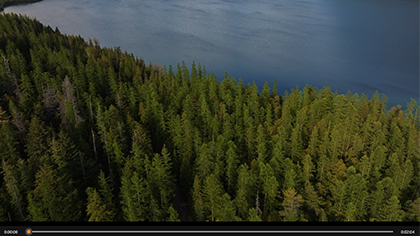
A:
247,208,262,222
25,116,49,160
203,174,223,222
330,179,347,219
120,159,148,221
27,164,81,221
379,195,404,222
282,158,298,190
404,198,420,221
86,187,114,222
215,193,237,221
344,202,357,222
302,182,323,220
97,170,116,221
235,164,254,219
279,188,304,222
192,175,205,221
167,205,180,222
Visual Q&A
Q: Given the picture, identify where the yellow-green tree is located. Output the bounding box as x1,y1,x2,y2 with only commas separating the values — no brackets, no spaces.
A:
279,188,304,221
86,187,114,222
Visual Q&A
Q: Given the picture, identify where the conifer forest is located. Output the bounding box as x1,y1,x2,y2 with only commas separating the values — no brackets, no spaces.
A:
0,0,40,10
0,13,419,222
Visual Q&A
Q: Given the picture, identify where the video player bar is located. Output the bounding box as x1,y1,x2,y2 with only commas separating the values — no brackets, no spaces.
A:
26,229,393,234
2,224,418,236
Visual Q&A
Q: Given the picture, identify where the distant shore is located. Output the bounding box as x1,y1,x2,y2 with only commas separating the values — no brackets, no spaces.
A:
0,0,43,11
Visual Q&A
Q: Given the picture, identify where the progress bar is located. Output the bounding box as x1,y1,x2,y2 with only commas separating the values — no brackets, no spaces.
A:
26,229,394,234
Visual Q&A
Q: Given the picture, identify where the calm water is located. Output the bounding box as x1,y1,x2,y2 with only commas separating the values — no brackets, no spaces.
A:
4,0,419,108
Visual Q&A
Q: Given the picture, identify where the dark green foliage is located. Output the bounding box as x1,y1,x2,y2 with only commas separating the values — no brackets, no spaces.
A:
0,0,41,9
27,164,81,221
88,170,116,221
0,13,418,222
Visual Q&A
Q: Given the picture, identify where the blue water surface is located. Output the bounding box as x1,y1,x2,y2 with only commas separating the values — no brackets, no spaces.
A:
4,0,419,108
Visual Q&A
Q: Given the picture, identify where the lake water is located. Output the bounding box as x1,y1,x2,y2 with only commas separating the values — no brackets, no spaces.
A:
4,0,419,108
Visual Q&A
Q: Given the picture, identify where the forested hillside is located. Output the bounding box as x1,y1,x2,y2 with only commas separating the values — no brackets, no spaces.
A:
0,13,419,222
0,0,41,10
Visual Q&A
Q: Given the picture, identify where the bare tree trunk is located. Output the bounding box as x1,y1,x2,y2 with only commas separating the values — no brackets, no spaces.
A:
79,150,87,185
89,96,93,121
2,56,22,99
103,131,114,185
255,190,262,216
91,128,98,162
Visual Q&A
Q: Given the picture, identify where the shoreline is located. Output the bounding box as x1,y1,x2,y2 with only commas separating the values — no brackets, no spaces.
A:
0,0,43,12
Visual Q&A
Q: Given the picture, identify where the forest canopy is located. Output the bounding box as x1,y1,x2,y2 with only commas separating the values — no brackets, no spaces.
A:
0,0,41,10
0,13,419,222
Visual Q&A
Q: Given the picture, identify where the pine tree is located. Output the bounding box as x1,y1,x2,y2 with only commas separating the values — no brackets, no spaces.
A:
247,208,262,222
195,143,214,180
404,198,420,221
356,155,371,178
269,135,285,183
307,126,319,158
255,124,267,162
120,159,148,221
203,174,223,222
27,164,81,221
282,158,298,190
344,167,368,220
302,154,315,183
262,175,279,219
369,177,398,221
97,170,116,221
302,182,323,219
149,152,173,216
2,158,25,221
279,188,304,222
86,187,114,222
330,179,347,219
386,152,411,191
49,130,83,185
192,175,205,221
258,162,279,218
25,116,49,160
380,196,404,222
235,164,254,219
226,140,239,194
344,202,357,222
215,193,237,221
167,205,180,222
